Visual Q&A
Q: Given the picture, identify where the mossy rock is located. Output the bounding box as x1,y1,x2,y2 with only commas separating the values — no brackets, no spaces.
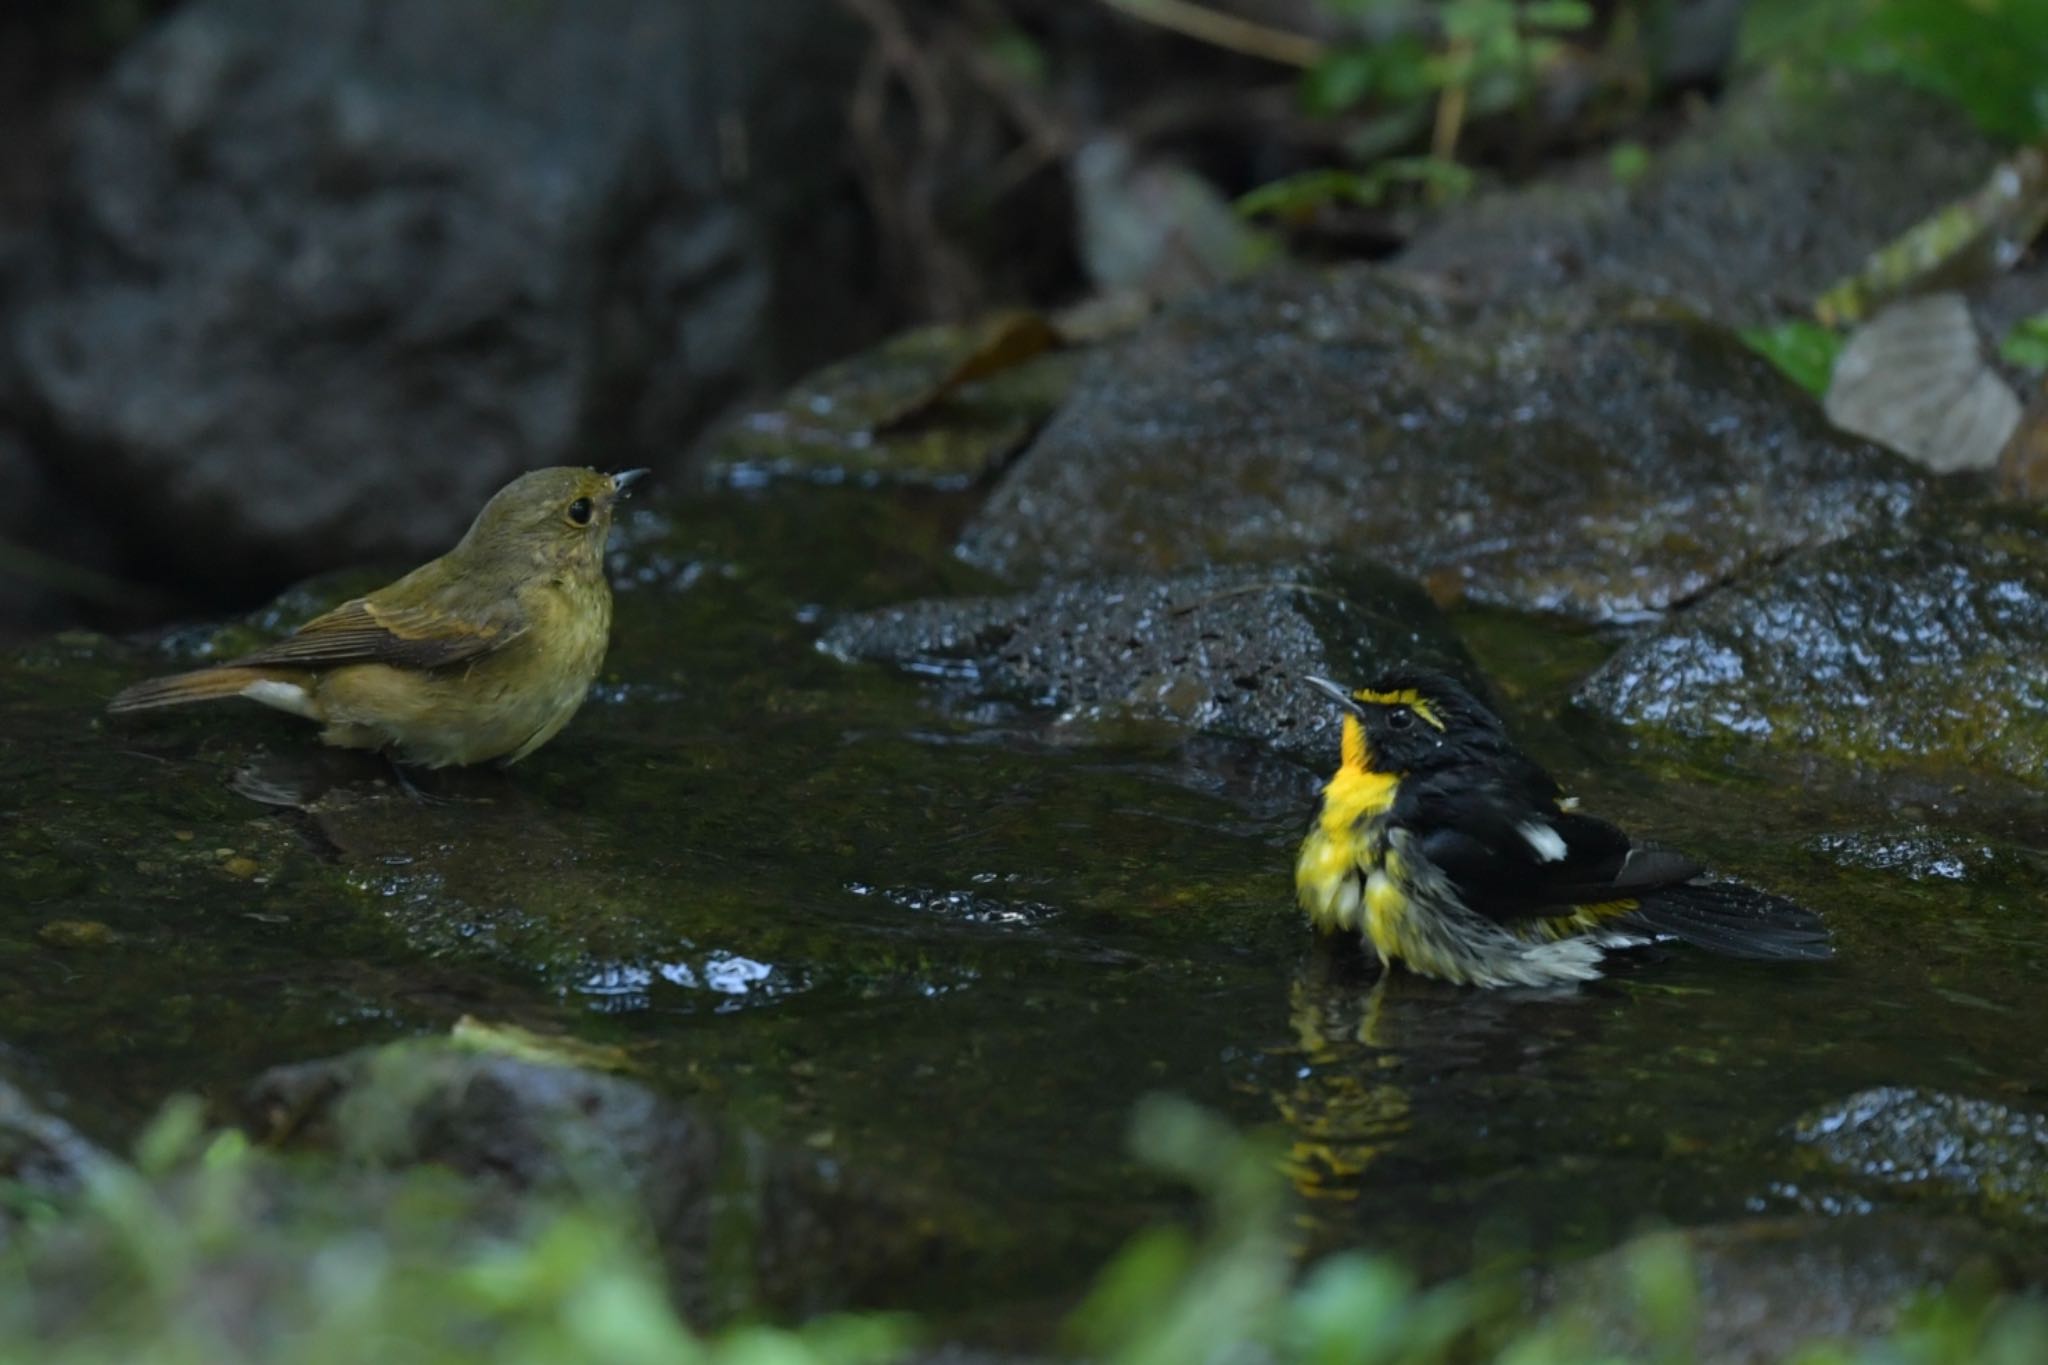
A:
1574,501,2048,787
958,270,1924,621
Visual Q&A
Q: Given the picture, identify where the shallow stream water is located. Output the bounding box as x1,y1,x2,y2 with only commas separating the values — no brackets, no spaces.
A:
4,482,2045,1325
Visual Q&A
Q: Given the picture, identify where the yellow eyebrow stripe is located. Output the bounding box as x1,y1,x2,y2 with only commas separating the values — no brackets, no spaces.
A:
1352,688,1445,731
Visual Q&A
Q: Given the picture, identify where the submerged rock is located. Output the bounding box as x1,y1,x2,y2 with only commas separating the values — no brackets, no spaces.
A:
958,271,1923,621
1544,1215,2041,1364
9,0,769,593
1794,1087,2048,1223
820,561,1479,761
1574,502,2048,785
248,1039,939,1319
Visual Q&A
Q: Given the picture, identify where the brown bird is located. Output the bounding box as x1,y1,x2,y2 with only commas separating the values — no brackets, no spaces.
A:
108,467,645,768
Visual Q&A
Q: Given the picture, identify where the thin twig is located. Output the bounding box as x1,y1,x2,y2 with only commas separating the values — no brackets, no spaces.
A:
1430,38,1472,168
1094,0,1325,69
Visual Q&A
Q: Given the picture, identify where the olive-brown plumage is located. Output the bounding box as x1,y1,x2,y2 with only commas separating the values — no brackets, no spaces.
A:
108,467,644,768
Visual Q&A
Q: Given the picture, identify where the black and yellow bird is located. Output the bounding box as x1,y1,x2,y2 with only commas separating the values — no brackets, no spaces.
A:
108,467,644,769
1294,669,1831,987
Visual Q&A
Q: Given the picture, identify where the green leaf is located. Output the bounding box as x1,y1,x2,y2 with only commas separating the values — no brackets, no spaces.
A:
1608,141,1652,184
1523,0,1594,30
2000,311,2048,370
1303,48,1385,116
1738,320,1846,396
1235,157,1472,220
1740,0,2048,141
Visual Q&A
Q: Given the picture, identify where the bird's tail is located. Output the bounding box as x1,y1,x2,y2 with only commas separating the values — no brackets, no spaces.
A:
108,666,273,713
1624,883,1833,961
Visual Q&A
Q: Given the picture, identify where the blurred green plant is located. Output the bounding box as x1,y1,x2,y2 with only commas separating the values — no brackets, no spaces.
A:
2001,311,2048,369
1740,320,1848,396
3,1095,2046,1364
1737,0,2048,143
1236,0,1594,220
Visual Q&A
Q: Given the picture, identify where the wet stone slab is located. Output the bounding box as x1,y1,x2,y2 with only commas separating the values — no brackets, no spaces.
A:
1573,501,2048,787
820,561,1480,763
958,270,1926,622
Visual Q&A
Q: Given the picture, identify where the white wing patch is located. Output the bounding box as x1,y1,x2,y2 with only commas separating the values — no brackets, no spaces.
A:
1518,820,1568,862
240,678,319,719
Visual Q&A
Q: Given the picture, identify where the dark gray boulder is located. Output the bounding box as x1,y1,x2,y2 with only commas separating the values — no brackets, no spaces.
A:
958,271,1925,621
821,561,1480,762
9,0,772,593
1574,502,2048,786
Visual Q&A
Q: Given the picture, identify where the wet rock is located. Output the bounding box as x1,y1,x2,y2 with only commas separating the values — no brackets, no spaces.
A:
959,271,1924,620
0,1078,108,1252
247,1039,940,1319
821,561,1480,762
703,314,1078,490
1794,1087,2048,1222
1574,502,2048,785
8,0,771,594
1544,1215,2040,1364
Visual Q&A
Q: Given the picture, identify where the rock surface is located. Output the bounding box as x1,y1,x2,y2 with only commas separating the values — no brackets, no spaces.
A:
703,314,1077,490
958,271,1925,620
1403,72,2048,337
1795,1087,2048,1222
821,561,1479,761
1574,502,2048,785
248,1040,938,1319
1544,1216,2041,1364
8,0,771,593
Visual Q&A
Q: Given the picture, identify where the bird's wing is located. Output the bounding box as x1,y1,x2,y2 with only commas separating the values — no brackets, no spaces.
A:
230,595,528,672
1401,775,1703,921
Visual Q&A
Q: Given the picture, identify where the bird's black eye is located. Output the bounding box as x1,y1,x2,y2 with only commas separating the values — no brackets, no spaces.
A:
566,497,594,526
1386,708,1414,731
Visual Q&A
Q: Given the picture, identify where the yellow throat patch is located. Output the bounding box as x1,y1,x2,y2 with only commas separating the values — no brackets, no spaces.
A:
1296,714,1398,933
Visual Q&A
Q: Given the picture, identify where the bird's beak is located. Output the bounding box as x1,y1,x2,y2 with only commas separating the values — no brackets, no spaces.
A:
1304,675,1365,714
607,468,650,504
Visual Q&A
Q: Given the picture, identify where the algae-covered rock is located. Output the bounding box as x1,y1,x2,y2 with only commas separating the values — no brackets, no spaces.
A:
958,270,1923,621
703,312,1077,489
1543,1216,2040,1364
1574,502,2048,785
248,1039,939,1319
1794,1087,2048,1223
820,561,1479,761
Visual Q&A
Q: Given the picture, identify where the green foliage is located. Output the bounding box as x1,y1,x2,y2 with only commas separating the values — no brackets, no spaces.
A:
1607,140,1652,184
1739,320,1846,396
1254,0,1593,213
0,1105,914,1365
1738,0,2048,142
1303,1,1592,120
2001,311,2048,369
1236,159,1475,219
3,1097,2046,1364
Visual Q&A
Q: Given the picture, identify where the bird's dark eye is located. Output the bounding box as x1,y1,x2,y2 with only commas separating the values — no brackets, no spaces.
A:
566,497,594,526
1386,708,1414,731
